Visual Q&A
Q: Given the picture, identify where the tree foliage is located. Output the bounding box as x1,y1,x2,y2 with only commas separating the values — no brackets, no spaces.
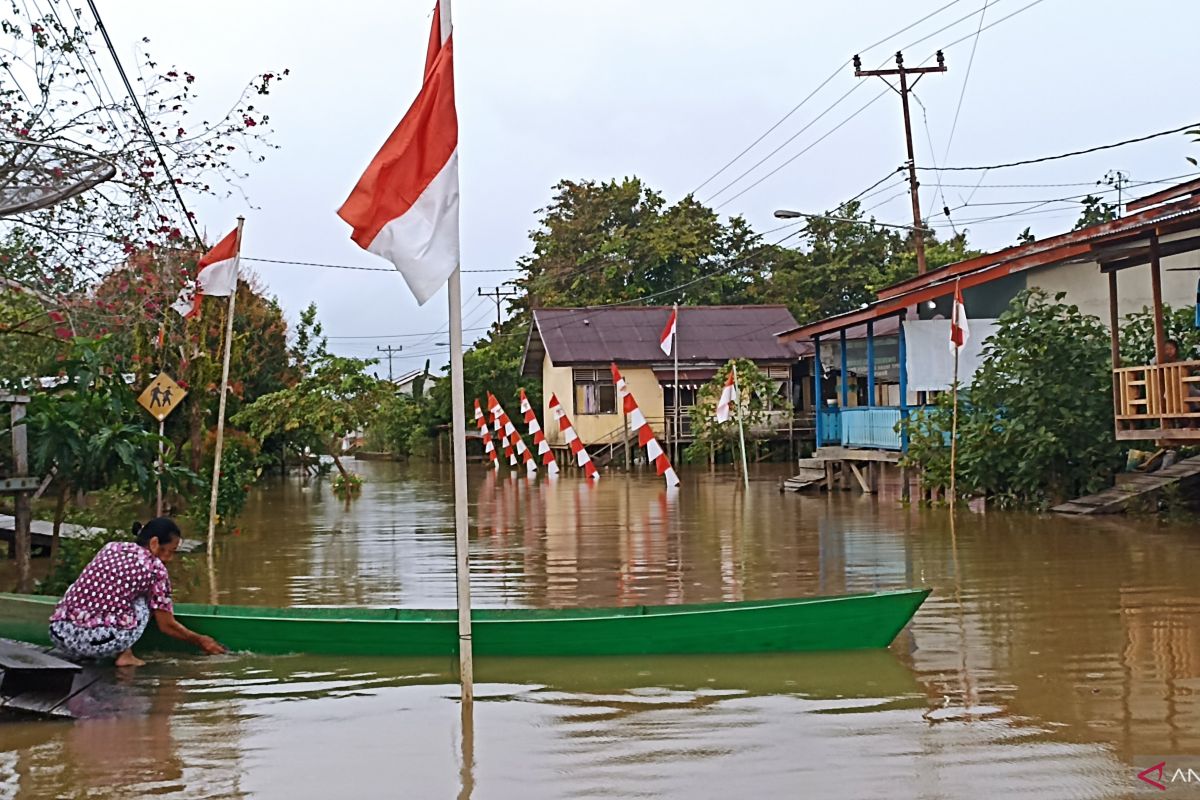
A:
233,312,384,481
1119,304,1200,364
903,289,1122,508
0,4,286,289
685,359,781,465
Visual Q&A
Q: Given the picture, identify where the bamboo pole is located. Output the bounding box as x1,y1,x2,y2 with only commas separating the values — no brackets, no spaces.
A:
673,303,679,463
205,217,244,569
734,364,749,488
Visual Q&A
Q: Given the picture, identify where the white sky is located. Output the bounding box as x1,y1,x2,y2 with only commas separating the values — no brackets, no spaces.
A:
101,0,1200,372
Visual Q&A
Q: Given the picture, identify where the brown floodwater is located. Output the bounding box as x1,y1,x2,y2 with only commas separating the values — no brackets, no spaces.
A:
3,460,1200,798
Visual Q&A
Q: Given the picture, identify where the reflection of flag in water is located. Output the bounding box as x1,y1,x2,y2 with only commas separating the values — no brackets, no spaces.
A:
611,363,680,488
473,399,499,470
488,392,537,475
519,389,559,475
549,393,598,480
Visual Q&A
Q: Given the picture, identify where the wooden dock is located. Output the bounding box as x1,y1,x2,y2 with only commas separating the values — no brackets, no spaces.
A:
0,638,85,718
0,514,203,555
1051,454,1200,515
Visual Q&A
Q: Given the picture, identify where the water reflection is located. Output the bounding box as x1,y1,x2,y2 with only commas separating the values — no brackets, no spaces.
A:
4,461,1200,797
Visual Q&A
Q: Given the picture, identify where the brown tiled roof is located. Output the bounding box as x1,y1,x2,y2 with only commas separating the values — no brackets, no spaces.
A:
522,305,802,376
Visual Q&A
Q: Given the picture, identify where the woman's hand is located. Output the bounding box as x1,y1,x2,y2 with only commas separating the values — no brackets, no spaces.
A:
196,635,227,655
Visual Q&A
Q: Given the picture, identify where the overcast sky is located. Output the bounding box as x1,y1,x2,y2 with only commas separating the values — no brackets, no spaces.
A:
101,0,1200,373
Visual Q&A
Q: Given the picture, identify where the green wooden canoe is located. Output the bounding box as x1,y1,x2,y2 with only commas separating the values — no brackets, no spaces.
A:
0,589,929,657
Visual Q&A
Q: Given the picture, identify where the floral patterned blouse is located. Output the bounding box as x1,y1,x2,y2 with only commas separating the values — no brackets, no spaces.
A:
50,541,174,629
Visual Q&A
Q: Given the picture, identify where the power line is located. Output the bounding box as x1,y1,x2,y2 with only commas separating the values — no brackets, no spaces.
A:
919,121,1200,172
83,0,203,244
241,256,518,274
941,0,991,166
690,0,968,197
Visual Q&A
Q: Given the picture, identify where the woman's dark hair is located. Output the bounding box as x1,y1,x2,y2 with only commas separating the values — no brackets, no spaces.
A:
132,517,181,547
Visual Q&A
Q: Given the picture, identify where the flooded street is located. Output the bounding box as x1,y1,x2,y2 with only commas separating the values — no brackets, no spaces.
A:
4,460,1200,798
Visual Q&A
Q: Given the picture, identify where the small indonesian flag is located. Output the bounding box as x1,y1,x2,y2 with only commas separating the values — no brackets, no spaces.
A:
715,369,736,423
171,227,240,318
659,307,677,356
337,1,459,306
950,281,969,352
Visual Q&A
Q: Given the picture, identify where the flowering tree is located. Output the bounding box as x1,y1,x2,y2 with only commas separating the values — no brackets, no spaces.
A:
0,3,286,294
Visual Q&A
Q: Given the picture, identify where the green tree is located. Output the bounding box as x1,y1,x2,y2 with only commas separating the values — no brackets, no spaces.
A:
685,359,783,467
233,352,384,482
903,289,1122,508
1119,304,1200,364
1074,195,1117,230
24,337,196,576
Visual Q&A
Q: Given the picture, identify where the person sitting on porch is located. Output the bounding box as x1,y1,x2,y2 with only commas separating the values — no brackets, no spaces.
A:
48,517,226,666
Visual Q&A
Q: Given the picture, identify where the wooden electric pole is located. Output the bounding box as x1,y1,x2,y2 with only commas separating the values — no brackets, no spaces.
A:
853,50,947,274
377,344,402,382
477,286,518,328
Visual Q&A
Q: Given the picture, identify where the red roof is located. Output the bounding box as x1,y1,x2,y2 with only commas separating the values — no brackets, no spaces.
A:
780,180,1200,341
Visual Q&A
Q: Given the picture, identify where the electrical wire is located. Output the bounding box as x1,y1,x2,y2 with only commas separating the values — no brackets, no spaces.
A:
83,0,203,244
689,0,967,197
940,0,990,166
919,121,1199,172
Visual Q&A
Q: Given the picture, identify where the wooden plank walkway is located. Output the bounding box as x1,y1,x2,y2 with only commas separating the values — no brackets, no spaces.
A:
1051,454,1200,515
0,638,82,718
0,514,202,554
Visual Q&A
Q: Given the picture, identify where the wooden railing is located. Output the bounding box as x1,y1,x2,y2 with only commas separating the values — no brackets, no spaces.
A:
1114,360,1200,440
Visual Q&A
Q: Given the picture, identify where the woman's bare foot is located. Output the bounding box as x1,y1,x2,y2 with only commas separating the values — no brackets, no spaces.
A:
114,649,146,667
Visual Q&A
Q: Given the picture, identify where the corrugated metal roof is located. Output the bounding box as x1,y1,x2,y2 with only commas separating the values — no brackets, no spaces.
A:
524,306,802,376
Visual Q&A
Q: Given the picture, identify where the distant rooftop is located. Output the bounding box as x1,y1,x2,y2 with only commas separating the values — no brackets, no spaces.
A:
522,305,803,377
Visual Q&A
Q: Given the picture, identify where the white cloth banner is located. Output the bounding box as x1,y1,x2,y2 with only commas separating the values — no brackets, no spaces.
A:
903,319,998,392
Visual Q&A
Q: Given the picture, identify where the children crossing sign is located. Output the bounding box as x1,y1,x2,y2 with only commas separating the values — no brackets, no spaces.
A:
138,372,186,422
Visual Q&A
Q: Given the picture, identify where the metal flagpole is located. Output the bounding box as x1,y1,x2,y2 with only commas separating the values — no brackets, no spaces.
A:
441,0,474,703
672,303,679,463
734,364,749,488
156,418,165,516
206,216,244,565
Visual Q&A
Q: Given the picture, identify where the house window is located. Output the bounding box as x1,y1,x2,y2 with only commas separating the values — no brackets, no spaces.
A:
573,369,616,414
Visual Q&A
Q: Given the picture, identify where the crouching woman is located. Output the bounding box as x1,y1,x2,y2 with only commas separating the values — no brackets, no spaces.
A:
48,517,226,666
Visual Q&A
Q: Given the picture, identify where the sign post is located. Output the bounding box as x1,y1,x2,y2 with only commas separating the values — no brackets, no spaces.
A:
137,372,187,516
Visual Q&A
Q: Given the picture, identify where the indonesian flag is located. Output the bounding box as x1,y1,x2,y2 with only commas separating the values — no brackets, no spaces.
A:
715,369,736,423
950,281,969,352
171,228,240,318
659,307,677,356
337,1,459,306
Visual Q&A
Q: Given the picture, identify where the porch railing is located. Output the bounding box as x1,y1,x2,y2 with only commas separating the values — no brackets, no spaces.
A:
839,407,904,451
1114,360,1200,439
818,408,841,446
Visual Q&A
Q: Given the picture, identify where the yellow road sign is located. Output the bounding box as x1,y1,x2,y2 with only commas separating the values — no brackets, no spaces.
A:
138,372,187,422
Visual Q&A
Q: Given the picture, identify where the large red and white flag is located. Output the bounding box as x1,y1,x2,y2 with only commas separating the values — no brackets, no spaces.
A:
337,2,459,305
715,369,736,423
950,281,970,352
659,307,677,356
171,227,240,318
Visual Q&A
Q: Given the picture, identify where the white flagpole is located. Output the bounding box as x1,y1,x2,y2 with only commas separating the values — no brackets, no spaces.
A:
734,363,749,488
672,303,679,463
441,0,474,703
949,278,962,512
205,215,244,569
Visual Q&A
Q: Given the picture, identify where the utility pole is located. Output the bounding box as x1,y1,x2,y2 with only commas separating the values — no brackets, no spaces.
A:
477,286,517,328
853,50,947,274
377,344,402,382
1104,170,1129,216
